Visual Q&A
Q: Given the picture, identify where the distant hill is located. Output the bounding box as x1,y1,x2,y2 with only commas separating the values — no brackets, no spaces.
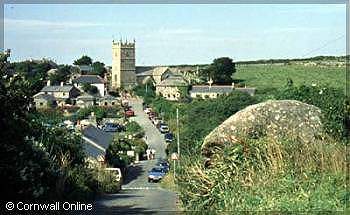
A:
161,55,348,68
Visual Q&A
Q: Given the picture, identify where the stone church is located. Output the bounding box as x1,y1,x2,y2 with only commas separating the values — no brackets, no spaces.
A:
110,40,189,101
111,40,137,89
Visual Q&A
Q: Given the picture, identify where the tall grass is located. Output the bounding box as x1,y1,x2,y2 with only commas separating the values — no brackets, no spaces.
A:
178,136,348,211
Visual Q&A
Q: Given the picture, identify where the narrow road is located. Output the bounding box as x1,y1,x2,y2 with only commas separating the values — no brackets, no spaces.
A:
93,98,177,214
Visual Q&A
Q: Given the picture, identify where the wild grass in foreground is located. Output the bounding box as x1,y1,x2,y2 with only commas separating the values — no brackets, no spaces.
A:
178,136,348,212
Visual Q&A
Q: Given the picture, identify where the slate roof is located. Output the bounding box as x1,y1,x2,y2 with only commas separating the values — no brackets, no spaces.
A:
78,65,93,72
41,85,75,92
77,93,95,100
84,142,105,159
190,85,233,94
33,93,56,101
152,66,170,77
157,75,189,87
73,75,104,84
135,69,153,77
190,85,256,96
135,66,154,74
99,94,118,101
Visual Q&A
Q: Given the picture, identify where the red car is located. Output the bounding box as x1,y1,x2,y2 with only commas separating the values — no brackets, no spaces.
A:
125,109,135,117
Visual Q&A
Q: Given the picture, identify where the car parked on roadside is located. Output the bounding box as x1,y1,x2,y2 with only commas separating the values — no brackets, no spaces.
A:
102,123,125,132
152,117,162,125
159,123,169,133
156,161,170,173
164,132,174,142
144,107,152,114
148,167,166,182
125,109,135,117
148,111,156,120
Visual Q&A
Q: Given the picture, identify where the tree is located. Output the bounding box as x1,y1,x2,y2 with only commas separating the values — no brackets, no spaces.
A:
1,53,98,200
105,137,132,169
82,83,98,95
91,61,106,76
201,57,236,84
73,55,92,66
49,65,71,85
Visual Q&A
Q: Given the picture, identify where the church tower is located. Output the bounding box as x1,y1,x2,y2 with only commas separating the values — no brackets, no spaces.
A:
111,40,136,89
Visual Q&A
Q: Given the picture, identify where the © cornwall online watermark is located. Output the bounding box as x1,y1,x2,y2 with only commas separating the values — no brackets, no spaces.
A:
5,201,93,212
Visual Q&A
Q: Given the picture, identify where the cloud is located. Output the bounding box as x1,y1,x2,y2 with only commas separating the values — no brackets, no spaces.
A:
4,18,110,31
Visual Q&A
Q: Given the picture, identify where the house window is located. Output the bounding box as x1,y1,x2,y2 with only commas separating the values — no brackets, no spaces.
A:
62,93,66,96
111,102,115,105
39,102,43,106
105,102,108,106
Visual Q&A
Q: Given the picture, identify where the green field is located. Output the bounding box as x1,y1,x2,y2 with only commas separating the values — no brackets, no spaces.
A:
234,64,346,92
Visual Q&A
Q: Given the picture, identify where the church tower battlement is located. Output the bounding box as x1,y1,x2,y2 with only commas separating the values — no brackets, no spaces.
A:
111,39,136,89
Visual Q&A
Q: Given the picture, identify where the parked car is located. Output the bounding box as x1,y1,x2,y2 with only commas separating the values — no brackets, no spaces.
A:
164,132,174,142
152,117,162,125
125,109,135,117
159,123,169,133
121,99,129,107
102,123,125,132
156,161,170,173
155,120,165,129
148,167,166,182
144,107,152,114
148,112,156,120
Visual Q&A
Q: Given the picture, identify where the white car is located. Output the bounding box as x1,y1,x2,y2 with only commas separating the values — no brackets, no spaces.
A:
144,107,152,114
159,124,169,133
152,117,162,125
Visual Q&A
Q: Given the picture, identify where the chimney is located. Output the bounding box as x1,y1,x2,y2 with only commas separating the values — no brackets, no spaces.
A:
60,82,64,86
47,80,51,86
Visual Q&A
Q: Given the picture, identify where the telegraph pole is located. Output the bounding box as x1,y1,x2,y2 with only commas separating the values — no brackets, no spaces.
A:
176,108,180,158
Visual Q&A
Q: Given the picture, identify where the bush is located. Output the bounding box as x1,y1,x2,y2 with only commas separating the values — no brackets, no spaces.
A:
275,85,348,139
105,137,132,169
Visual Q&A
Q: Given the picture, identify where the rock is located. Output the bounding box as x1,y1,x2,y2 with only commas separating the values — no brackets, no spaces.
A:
201,100,323,158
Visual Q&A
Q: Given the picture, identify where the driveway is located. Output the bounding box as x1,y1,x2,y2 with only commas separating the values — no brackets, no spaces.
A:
93,98,178,213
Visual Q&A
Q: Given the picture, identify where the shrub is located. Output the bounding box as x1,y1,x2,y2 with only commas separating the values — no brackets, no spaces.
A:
275,85,348,139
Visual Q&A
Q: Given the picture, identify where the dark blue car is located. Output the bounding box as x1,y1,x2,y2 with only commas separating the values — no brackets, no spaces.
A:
164,133,174,142
156,161,170,173
148,167,166,182
102,123,125,132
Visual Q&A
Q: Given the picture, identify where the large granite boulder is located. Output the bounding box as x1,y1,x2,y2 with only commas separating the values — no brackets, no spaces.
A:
202,100,323,158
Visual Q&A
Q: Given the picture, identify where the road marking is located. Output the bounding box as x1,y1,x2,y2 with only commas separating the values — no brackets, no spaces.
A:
122,186,159,190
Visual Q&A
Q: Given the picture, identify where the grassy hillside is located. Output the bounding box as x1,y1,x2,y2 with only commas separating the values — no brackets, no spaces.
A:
234,64,346,91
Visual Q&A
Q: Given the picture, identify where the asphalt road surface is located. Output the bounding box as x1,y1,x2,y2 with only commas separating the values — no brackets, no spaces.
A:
93,98,178,214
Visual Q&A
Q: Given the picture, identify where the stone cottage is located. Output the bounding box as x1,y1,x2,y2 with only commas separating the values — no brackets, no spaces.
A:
33,93,57,109
155,75,189,101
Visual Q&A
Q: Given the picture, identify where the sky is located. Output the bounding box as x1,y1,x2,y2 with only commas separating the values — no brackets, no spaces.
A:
4,4,347,66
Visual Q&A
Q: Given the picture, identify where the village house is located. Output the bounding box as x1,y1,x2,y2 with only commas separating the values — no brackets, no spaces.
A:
155,75,189,101
33,93,57,109
136,66,173,85
77,65,93,74
39,81,80,106
72,75,106,97
189,84,256,99
76,93,96,108
97,94,119,107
